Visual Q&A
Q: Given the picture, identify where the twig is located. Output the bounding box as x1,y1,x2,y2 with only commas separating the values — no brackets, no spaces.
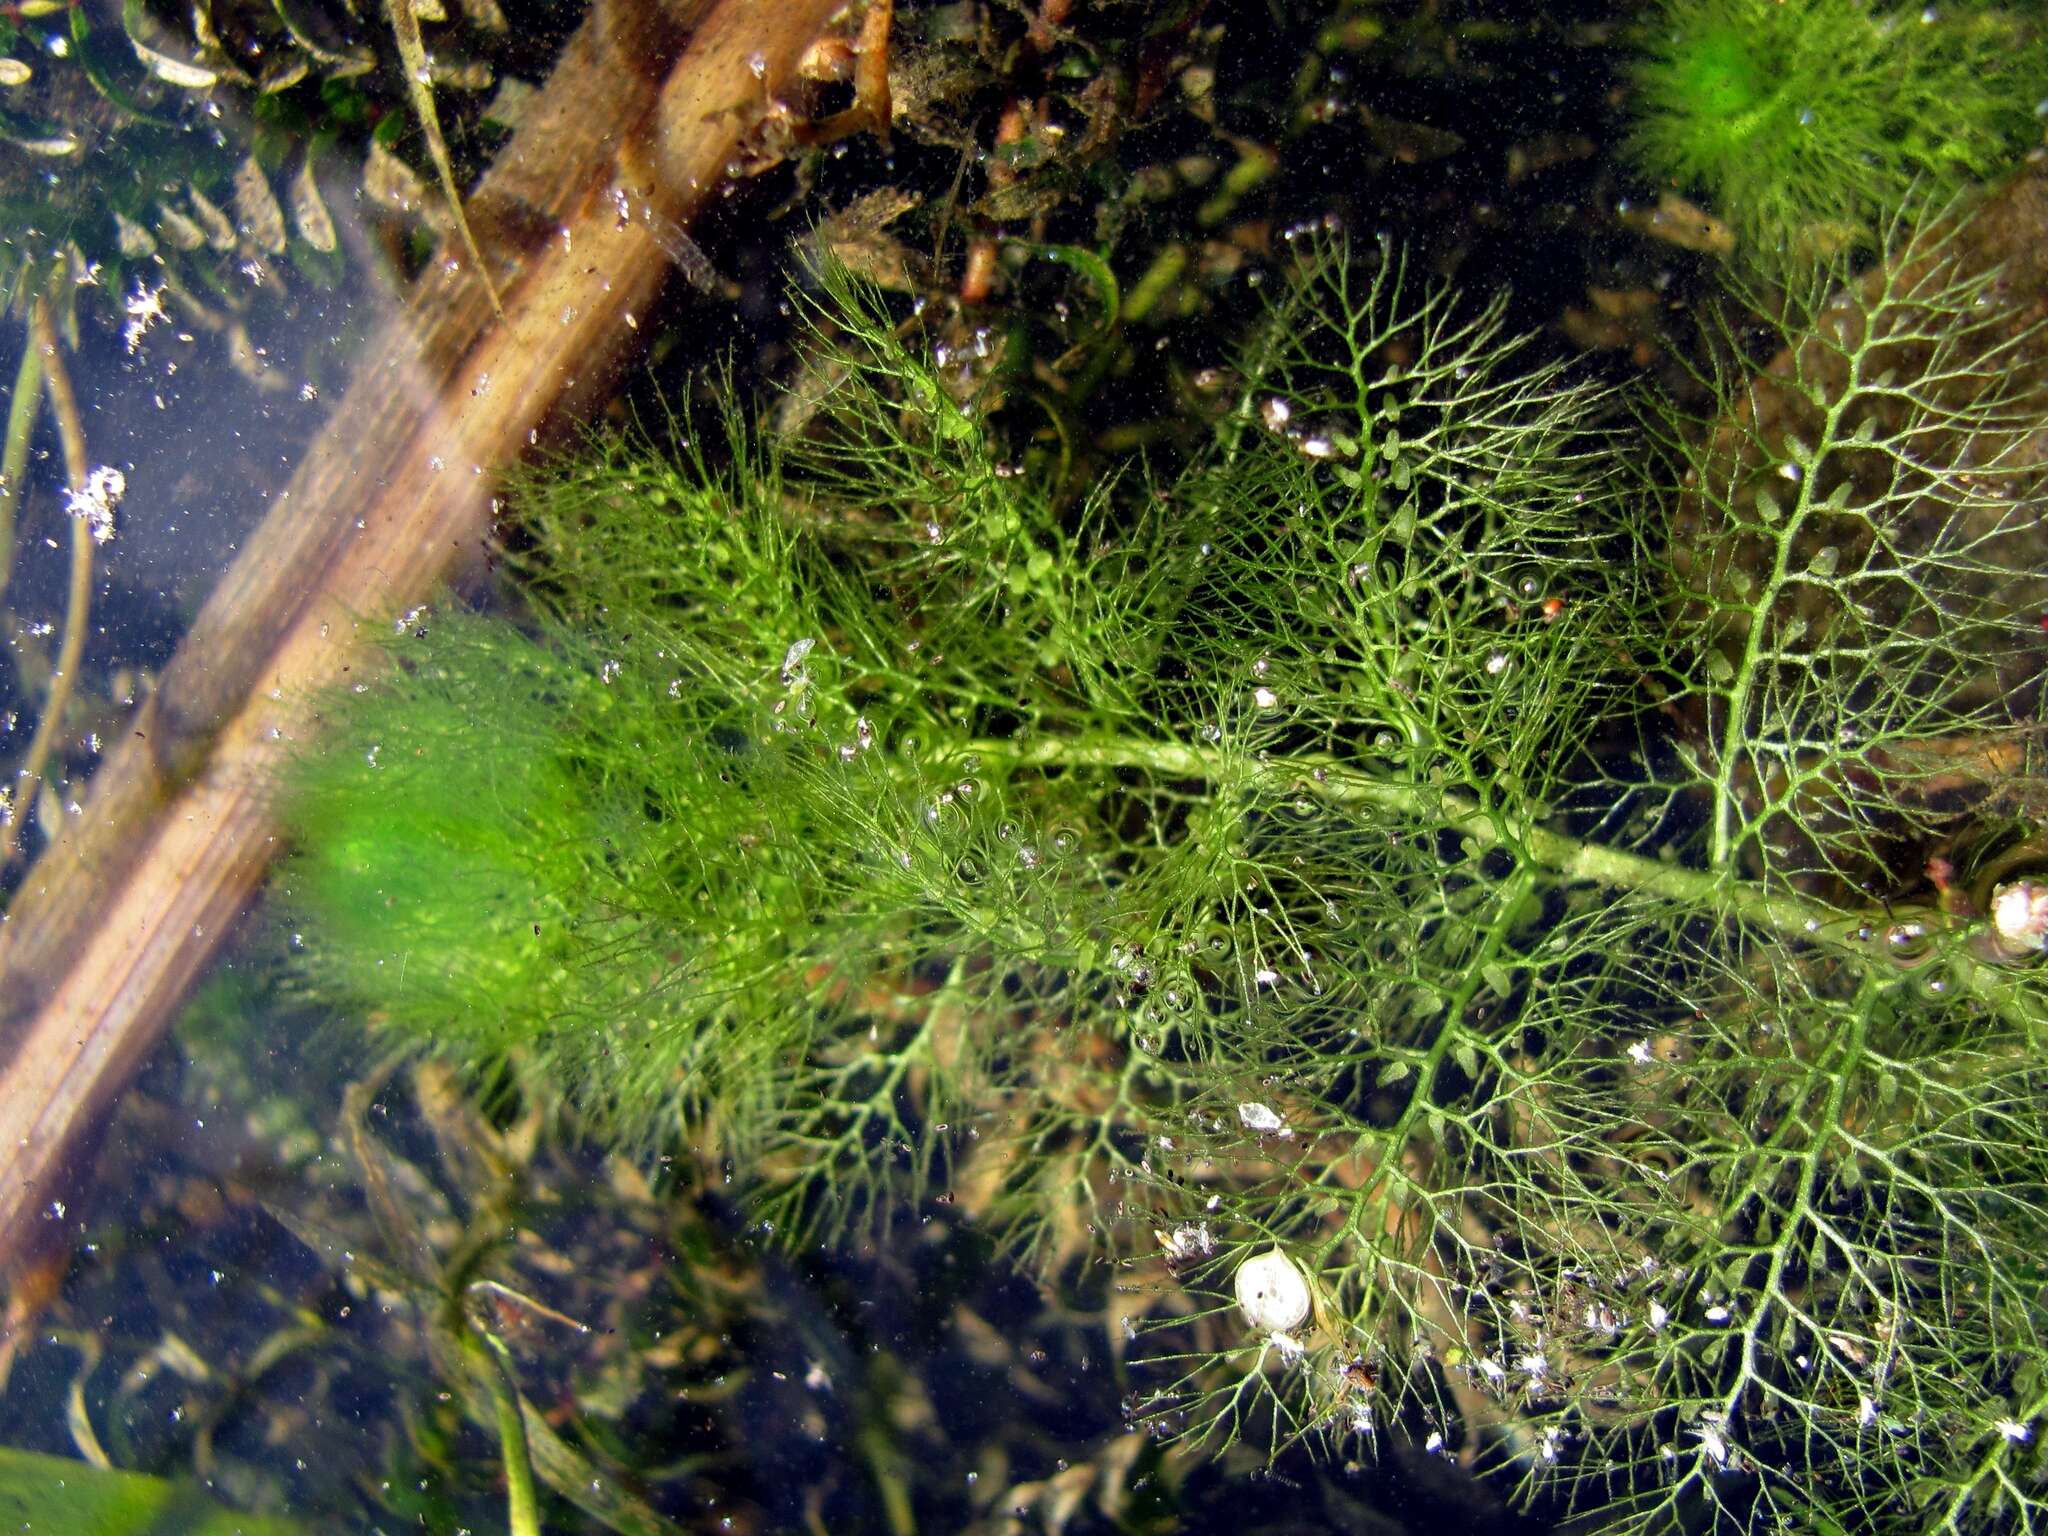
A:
5,298,93,867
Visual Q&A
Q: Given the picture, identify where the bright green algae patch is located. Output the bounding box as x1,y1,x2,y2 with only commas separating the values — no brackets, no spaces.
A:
281,617,606,1035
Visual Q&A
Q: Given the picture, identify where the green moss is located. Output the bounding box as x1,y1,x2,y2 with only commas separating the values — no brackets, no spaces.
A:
1625,0,2045,262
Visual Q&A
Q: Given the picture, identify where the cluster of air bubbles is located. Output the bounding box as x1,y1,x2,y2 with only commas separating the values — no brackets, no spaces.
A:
1256,394,1358,463
996,820,1038,868
1109,940,1155,992
931,327,997,370
1297,951,1325,996
1278,782,1324,825
1278,212,1345,244
837,714,876,763
1152,969,1197,1019
769,690,816,728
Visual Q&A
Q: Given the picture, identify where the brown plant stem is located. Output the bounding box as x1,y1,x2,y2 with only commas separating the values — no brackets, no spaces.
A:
0,0,852,1296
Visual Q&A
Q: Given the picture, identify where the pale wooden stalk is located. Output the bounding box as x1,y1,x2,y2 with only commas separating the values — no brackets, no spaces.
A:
0,0,845,1289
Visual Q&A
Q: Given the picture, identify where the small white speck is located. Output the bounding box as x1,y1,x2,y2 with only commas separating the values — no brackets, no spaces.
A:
64,466,125,545
1237,1101,1285,1133
1696,1420,1729,1467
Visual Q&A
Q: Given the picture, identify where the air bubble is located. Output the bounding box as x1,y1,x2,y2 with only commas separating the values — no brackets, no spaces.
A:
1883,921,1933,966
955,856,986,885
1050,827,1080,856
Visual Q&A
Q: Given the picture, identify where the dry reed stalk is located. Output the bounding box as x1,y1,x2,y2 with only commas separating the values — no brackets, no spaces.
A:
0,0,848,1292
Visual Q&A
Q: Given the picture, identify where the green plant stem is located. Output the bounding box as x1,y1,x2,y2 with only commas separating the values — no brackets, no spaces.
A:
6,296,93,866
456,1321,541,1536
973,733,2038,1031
0,322,45,601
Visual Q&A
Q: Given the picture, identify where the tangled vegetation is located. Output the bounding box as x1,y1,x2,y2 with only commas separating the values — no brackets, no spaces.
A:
1623,0,2045,267
275,183,2048,1533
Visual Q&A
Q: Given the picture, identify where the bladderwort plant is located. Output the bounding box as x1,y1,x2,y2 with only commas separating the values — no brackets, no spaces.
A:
276,208,2048,1533
1624,0,2045,268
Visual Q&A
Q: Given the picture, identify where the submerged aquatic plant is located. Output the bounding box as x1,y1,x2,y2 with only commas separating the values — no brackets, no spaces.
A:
1623,0,2044,264
277,211,2048,1532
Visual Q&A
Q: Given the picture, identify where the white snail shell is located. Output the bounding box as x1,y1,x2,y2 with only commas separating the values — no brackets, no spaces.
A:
1234,1247,1311,1333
